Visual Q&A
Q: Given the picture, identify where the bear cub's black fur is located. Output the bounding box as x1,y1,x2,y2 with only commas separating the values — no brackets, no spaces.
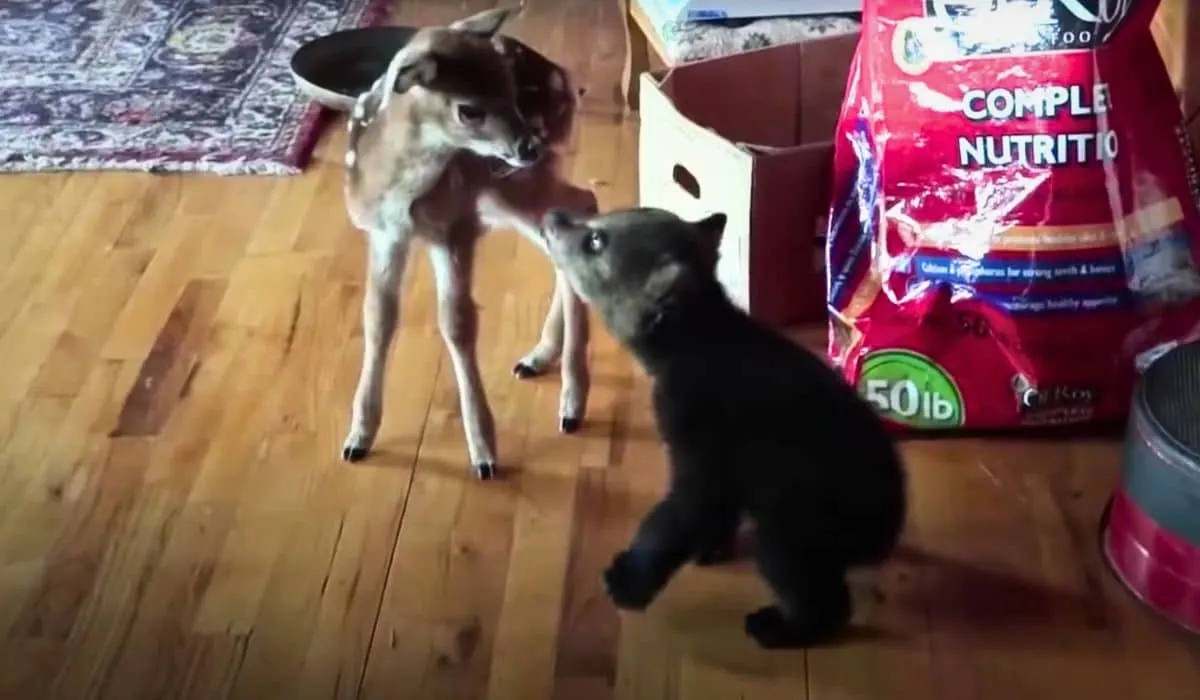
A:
541,207,907,649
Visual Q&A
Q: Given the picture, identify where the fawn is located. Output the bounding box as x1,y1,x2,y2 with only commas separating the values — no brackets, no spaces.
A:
341,6,597,479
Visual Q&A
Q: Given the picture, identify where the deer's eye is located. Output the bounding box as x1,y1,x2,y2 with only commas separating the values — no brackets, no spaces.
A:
456,104,486,124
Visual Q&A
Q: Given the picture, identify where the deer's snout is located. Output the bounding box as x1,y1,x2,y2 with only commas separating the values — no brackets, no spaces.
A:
542,208,574,235
516,136,541,163
510,132,545,167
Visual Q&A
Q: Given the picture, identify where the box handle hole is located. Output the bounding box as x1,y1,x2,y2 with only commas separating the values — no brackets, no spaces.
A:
672,164,701,200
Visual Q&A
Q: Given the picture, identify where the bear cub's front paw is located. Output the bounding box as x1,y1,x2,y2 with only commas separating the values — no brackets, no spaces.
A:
602,550,659,611
693,539,737,566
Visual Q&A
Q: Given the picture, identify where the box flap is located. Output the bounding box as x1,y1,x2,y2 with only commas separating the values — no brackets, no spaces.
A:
639,72,756,310
639,71,751,164
651,33,857,150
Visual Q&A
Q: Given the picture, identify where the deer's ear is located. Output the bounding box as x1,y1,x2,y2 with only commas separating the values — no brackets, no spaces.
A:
393,53,439,92
450,6,519,37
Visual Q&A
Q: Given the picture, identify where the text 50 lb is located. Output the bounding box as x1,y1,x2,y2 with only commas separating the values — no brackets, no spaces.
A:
863,379,957,422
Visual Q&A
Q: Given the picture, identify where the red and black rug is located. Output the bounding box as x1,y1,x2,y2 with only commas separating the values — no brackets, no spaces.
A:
0,0,390,175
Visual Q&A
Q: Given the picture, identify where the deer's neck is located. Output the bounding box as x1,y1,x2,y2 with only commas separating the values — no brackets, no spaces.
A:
361,100,451,207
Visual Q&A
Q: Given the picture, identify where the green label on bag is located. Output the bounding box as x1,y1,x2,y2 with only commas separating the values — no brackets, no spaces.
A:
858,350,964,428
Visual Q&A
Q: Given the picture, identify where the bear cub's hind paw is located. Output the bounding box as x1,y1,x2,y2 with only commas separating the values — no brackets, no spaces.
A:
744,604,849,649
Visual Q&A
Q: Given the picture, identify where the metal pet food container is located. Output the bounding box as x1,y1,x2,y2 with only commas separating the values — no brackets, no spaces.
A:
1102,341,1200,633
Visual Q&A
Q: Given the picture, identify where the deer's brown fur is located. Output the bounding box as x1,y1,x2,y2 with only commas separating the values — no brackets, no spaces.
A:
340,7,596,479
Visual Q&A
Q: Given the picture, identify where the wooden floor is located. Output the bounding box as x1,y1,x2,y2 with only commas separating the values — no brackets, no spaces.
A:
3,1,1200,698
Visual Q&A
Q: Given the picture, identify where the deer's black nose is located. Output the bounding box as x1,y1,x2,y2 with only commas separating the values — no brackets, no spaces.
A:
516,135,543,163
543,209,573,231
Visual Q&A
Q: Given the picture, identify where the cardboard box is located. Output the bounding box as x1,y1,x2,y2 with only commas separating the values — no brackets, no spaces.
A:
1152,0,1200,144
641,0,862,24
637,34,858,327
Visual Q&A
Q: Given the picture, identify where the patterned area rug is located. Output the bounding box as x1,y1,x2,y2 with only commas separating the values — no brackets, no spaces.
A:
0,0,390,175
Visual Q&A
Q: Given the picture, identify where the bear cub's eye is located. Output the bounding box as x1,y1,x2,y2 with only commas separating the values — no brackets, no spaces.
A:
583,230,607,255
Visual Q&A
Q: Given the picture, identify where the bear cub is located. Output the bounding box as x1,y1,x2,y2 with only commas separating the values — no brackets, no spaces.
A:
540,206,907,648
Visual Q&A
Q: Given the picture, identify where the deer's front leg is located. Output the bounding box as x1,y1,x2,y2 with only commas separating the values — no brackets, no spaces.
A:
481,169,596,434
482,168,595,434
344,234,411,462
428,229,499,480
553,185,597,433
509,265,589,435
512,256,591,435
556,269,589,433
512,280,563,379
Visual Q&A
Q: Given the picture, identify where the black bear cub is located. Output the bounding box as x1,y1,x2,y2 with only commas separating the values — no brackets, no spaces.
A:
539,206,907,648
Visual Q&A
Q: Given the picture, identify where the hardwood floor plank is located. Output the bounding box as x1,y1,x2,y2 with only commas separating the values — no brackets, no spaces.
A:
95,500,235,700
548,467,623,700
175,631,252,700
0,639,61,699
111,278,228,438
7,437,155,643
0,175,70,275
0,175,154,400
98,177,273,362
358,348,522,700
243,169,325,256
28,247,156,399
291,144,356,256
0,360,143,581
49,486,184,700
0,396,72,515
97,225,205,362
290,470,413,700
223,484,357,700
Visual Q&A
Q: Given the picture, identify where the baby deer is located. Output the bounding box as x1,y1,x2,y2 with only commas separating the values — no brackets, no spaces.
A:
341,6,597,479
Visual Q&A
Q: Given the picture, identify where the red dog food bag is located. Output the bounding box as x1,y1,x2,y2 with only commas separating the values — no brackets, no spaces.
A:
825,0,1200,430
